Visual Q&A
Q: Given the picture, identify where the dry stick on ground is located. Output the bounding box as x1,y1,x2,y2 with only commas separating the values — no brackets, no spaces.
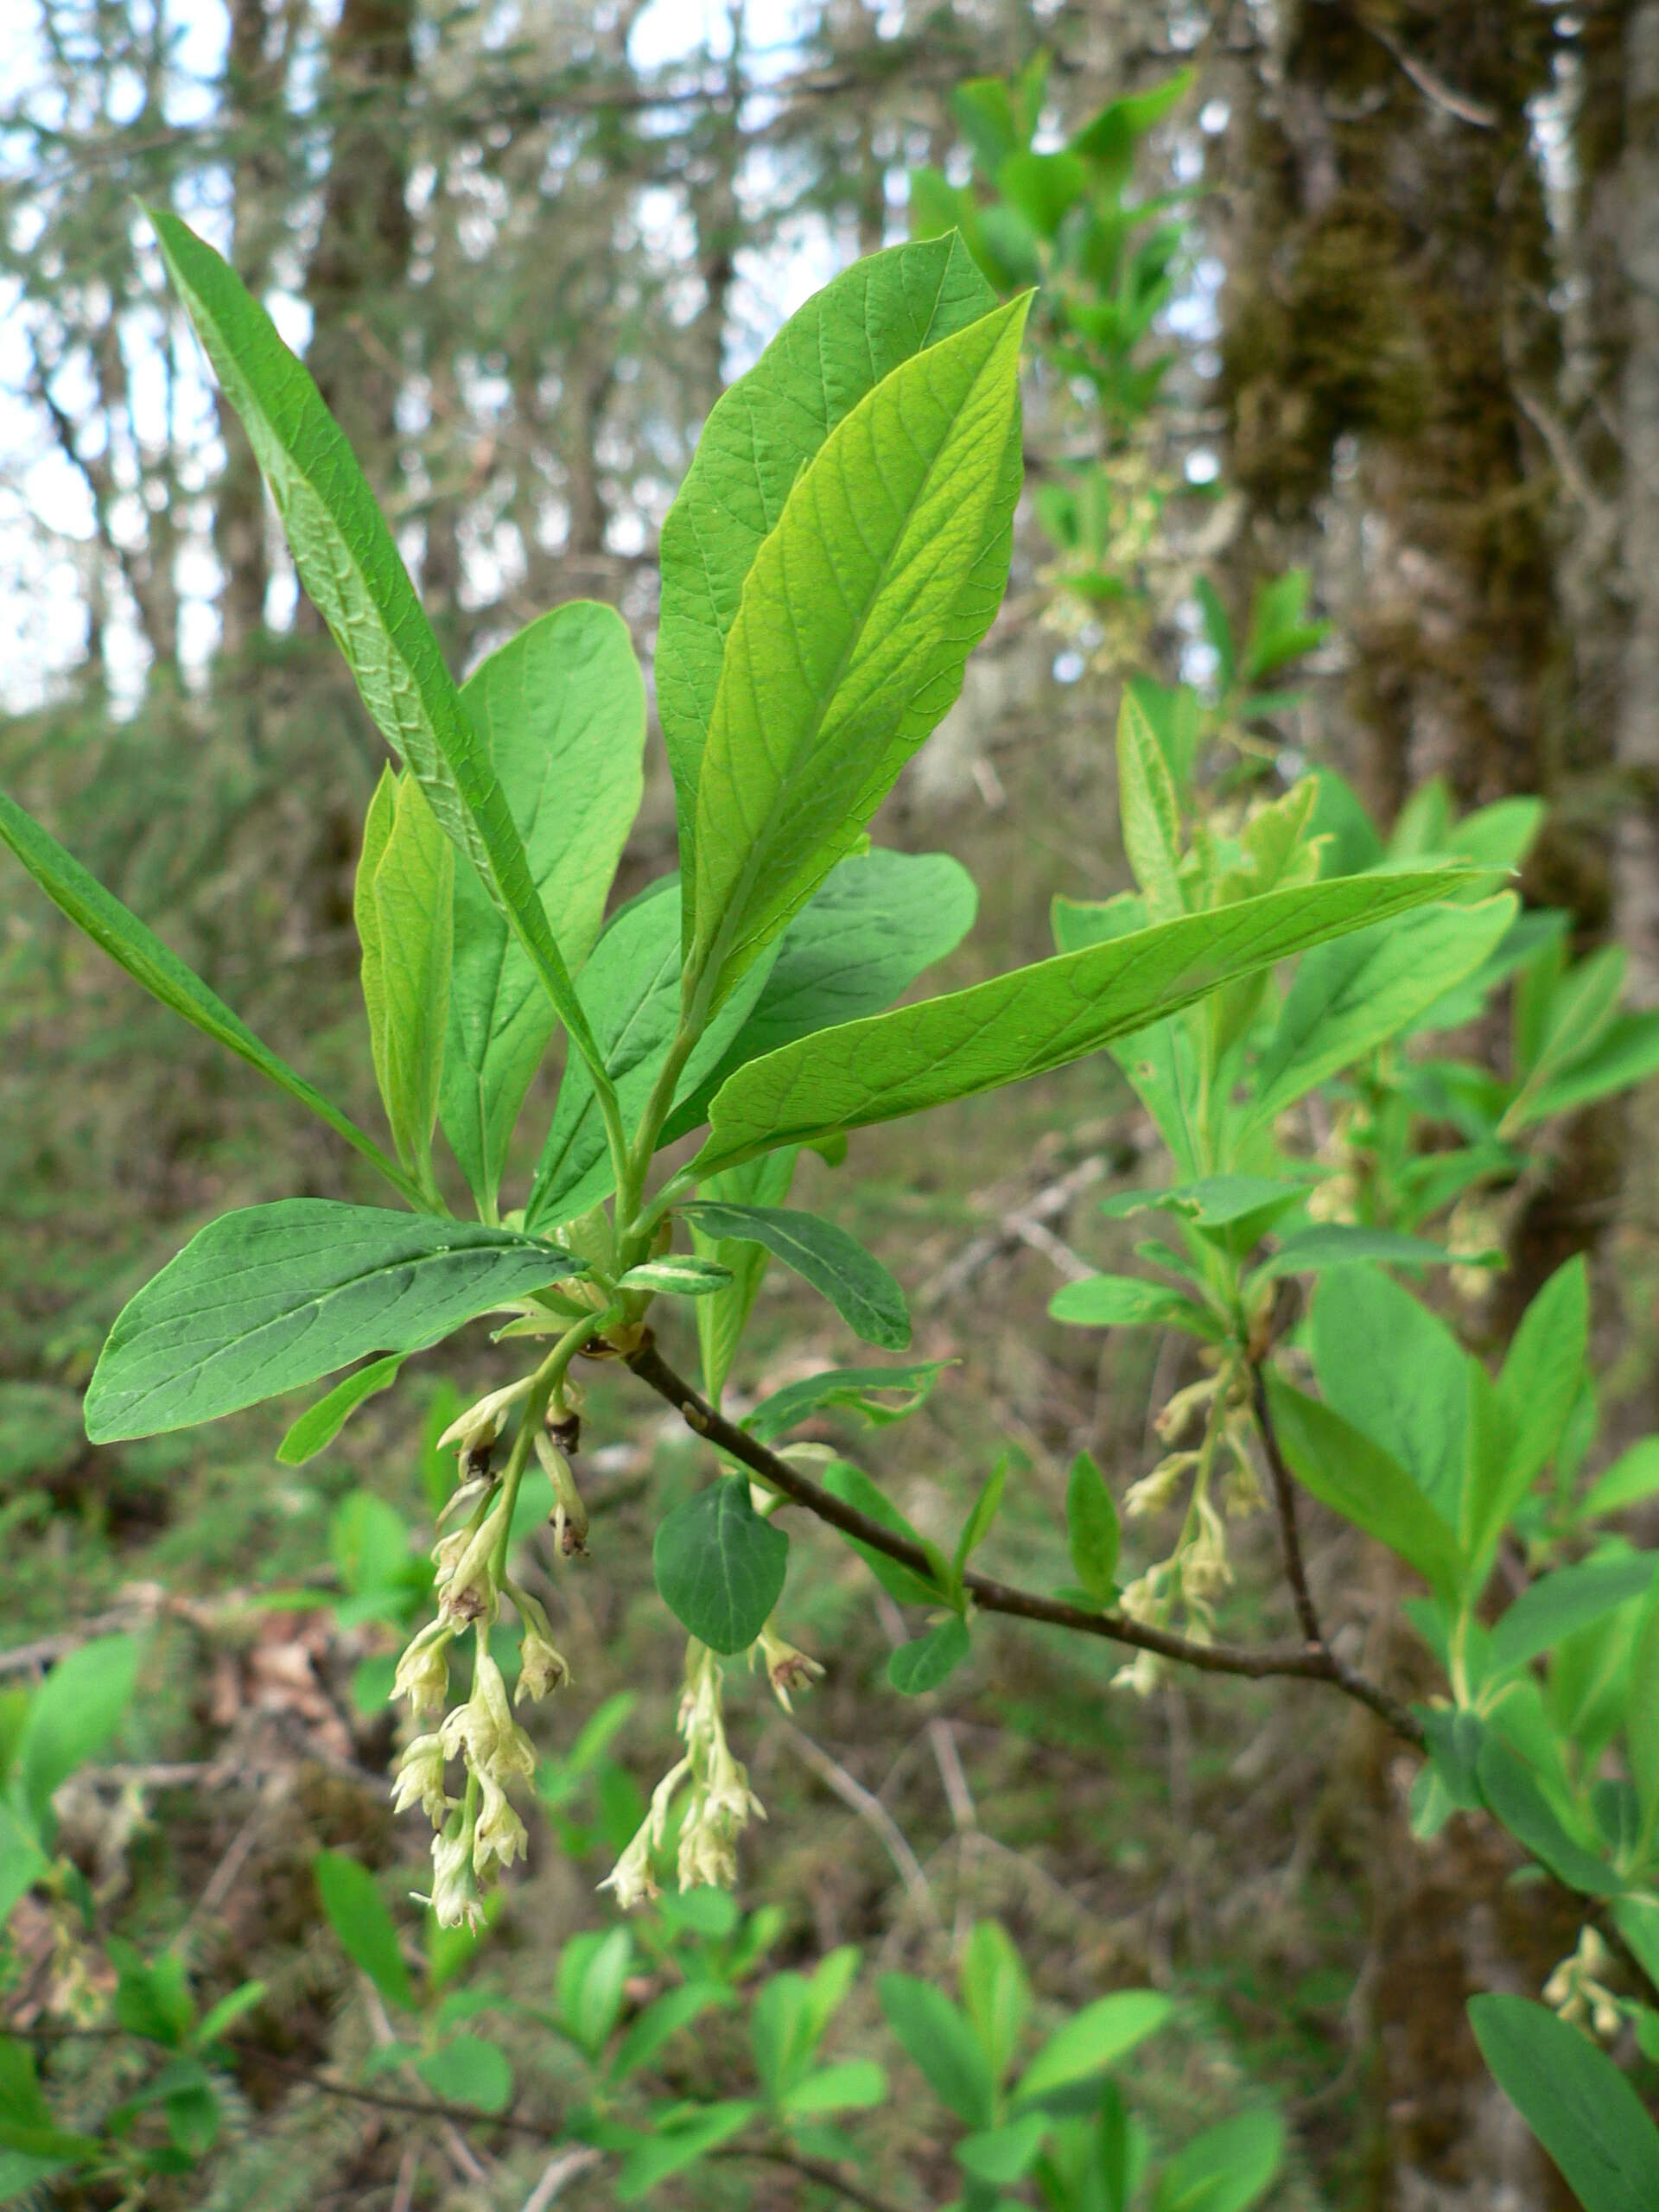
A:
624,1339,1427,1750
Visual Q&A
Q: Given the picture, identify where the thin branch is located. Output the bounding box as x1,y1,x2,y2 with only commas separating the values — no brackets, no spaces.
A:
623,1342,1425,1746
712,2142,907,2212
1250,1363,1325,1652
1249,1370,1425,1745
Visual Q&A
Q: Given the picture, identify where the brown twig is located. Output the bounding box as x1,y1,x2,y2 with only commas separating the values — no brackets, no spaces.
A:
1248,1369,1425,1746
713,2142,908,2212
623,1342,1425,1745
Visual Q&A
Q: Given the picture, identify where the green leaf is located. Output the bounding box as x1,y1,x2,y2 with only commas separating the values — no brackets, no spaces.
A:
441,603,645,1214
1630,1578,1659,1859
821,1461,948,1609
1466,1256,1590,1557
361,772,453,1189
887,1615,971,1694
684,295,1029,1016
1309,1265,1469,1522
744,1362,953,1445
147,211,607,1088
1263,1377,1465,1599
677,1204,909,1350
952,1457,1008,1585
1469,1993,1659,2212
1246,895,1518,1128
1489,1556,1657,1676
563,1926,632,2058
85,1201,585,1440
609,1985,731,2083
957,2113,1049,2183
191,1981,267,2051
1049,1274,1215,1334
961,1921,1032,2088
1257,1225,1488,1280
1503,944,1628,1135
0,785,418,1205
878,1974,998,2127
657,234,998,925
1474,1738,1618,1894
276,1356,404,1466
1066,1452,1121,1600
1153,2109,1284,2212
314,1853,416,2012
697,871,1485,1173
1579,1439,1659,1524
661,848,979,1142
692,1147,799,1404
0,1808,48,1927
781,2060,888,2117
1510,1010,1659,1131
414,2037,512,2113
652,1478,789,1654
615,2102,760,2202
1117,690,1185,921
618,1255,734,1298
16,1636,140,1837
1012,1991,1171,2106
524,878,773,1230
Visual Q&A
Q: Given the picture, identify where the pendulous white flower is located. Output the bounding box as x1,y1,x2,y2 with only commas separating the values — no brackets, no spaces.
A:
391,1732,451,1827
392,1621,454,1719
505,1578,570,1703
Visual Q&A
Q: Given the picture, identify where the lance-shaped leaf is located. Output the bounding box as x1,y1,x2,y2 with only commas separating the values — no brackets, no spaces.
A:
85,1202,588,1441
1469,1993,1659,2212
685,295,1028,1017
0,785,418,1205
696,869,1484,1173
524,880,775,1231
442,603,645,1215
662,848,978,1142
693,1147,799,1404
147,210,606,1080
358,772,453,1192
657,232,999,925
678,1202,910,1350
1246,894,1517,1128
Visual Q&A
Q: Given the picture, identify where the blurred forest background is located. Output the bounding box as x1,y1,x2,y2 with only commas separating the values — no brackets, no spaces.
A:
3,0,1659,2205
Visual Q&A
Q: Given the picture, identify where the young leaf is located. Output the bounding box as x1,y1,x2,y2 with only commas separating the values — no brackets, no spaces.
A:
1469,1993,1659,2212
952,1457,1008,1584
957,2113,1049,2183
0,786,419,1205
657,233,999,920
1465,1255,1589,1556
365,773,454,1190
1011,1991,1171,2106
1262,1377,1465,1600
877,1974,998,2127
1049,1275,1217,1335
684,296,1029,1017
693,1147,799,1404
618,1255,734,1298
1578,1439,1659,1524
1630,1579,1659,1859
1066,1452,1121,1599
441,602,646,1215
961,1921,1033,2088
276,1357,404,1466
1501,944,1627,1136
1154,2108,1284,2212
524,878,774,1231
146,211,607,1085
608,1985,731,2083
615,2103,760,2202
887,1615,971,1694
314,1853,416,2012
85,1202,586,1441
821,1461,949,1609
1256,1224,1489,1280
415,2037,512,2114
1489,1555,1657,1676
16,1636,141,1836
652,1478,789,1655
696,870,1486,1173
660,848,979,1142
1246,896,1517,1129
677,1203,910,1351
743,1362,952,1446
1116,688,1185,922
1509,1009,1659,1131
779,2060,887,2116
1473,1738,1618,1895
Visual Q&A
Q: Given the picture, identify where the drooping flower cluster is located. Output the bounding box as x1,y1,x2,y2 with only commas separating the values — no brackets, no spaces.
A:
1543,1926,1623,2041
601,1643,766,1910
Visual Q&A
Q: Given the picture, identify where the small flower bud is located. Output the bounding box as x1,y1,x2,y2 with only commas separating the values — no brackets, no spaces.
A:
391,1733,451,1826
473,1772,528,1877
392,1621,454,1718
505,1579,571,1703
435,1499,507,1628
428,1821,485,1931
535,1433,588,1555
600,1823,661,1911
752,1624,823,1712
437,1377,532,1458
